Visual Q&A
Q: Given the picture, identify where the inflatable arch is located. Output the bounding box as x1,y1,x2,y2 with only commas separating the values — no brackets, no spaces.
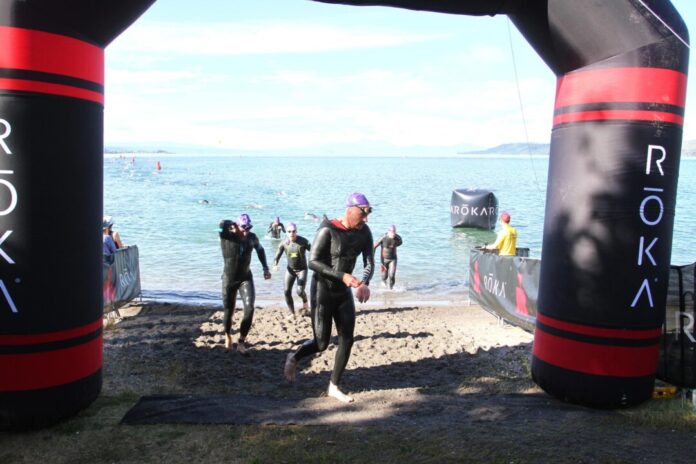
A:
0,0,689,428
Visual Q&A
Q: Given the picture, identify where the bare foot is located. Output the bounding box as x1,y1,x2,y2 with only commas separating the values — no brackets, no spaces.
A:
237,339,250,356
300,305,310,317
284,353,297,383
224,333,232,349
327,382,354,403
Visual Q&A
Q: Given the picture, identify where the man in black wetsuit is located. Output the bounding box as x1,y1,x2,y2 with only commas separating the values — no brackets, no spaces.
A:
284,192,375,403
219,213,272,355
267,216,286,239
374,224,403,289
273,222,311,319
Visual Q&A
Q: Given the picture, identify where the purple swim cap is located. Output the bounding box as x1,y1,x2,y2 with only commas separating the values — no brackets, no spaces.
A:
287,222,297,231
345,192,370,208
388,224,396,232
237,213,252,229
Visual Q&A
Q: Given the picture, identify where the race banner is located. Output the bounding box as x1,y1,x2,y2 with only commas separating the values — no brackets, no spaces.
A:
103,245,141,312
469,248,540,332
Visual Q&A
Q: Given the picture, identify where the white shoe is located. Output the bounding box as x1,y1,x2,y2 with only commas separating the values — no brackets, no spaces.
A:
327,381,353,403
284,353,297,383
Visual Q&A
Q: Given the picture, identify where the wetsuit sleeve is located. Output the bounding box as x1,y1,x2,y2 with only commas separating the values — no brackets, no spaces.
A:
361,230,375,286
309,227,345,282
280,223,286,233
253,236,270,271
395,234,403,247
273,242,286,266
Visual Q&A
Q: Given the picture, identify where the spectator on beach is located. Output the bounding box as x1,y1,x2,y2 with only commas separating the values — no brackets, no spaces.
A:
103,216,118,259
273,223,311,319
103,215,124,249
219,213,272,355
284,192,375,403
374,224,403,289
267,217,286,239
484,211,518,256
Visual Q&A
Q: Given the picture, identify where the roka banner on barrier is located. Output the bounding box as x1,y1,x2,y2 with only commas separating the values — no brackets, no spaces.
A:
469,248,540,332
103,246,141,312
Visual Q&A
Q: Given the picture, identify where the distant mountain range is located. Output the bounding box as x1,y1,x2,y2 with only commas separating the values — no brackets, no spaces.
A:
459,143,550,155
460,140,696,157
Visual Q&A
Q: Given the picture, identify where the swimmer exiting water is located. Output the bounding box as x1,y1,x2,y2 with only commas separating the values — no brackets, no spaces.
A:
284,192,375,403
219,213,271,355
267,217,286,239
374,224,402,289
273,223,311,318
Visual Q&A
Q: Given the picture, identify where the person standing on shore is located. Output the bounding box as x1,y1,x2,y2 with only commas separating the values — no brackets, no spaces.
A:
484,211,518,256
267,217,286,239
219,213,272,355
273,223,311,319
374,224,402,289
284,192,375,403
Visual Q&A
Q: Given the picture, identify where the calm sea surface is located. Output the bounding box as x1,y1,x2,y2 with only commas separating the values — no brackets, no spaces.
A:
104,154,696,306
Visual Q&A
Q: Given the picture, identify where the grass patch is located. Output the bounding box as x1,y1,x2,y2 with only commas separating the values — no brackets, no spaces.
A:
617,394,696,430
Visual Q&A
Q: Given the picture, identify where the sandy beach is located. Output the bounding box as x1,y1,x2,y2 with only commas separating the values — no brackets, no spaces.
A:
104,300,535,408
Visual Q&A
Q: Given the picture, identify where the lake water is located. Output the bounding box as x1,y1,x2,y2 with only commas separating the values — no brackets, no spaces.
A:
104,154,696,306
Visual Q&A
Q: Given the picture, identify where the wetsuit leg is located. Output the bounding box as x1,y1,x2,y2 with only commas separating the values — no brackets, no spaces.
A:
296,269,308,303
387,259,397,289
284,268,297,313
330,289,356,385
222,281,240,335
238,275,256,338
380,259,388,285
295,276,334,361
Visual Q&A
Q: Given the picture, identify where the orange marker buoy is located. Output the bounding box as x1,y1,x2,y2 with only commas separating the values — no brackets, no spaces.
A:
156,161,161,171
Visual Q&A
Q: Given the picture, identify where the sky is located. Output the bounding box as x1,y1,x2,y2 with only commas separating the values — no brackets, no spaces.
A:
104,0,696,155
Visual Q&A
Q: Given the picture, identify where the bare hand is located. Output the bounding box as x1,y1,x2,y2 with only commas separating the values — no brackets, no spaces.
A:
355,284,370,303
342,273,361,288
272,265,279,272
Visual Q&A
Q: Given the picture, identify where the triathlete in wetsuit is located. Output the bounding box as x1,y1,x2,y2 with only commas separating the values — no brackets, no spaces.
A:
219,213,271,355
284,192,375,403
374,224,403,289
267,217,286,239
273,222,311,318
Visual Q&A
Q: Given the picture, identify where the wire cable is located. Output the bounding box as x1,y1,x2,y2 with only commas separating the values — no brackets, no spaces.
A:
506,17,544,192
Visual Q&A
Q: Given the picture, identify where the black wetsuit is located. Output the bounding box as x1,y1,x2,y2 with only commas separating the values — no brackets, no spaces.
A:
293,217,374,386
374,233,402,289
267,222,286,239
220,228,269,338
274,236,311,314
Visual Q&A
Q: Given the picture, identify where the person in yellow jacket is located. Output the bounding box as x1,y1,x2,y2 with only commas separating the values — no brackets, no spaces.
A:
484,212,517,256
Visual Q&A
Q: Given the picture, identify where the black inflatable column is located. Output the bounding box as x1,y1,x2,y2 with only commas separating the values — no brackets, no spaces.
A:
527,1,690,407
0,0,155,429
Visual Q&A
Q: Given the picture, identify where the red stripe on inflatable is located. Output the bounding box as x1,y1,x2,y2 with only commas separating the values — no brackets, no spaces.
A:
553,109,684,126
533,328,659,377
555,67,687,109
536,313,662,339
0,336,102,391
0,319,102,345
0,26,103,84
0,78,104,105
